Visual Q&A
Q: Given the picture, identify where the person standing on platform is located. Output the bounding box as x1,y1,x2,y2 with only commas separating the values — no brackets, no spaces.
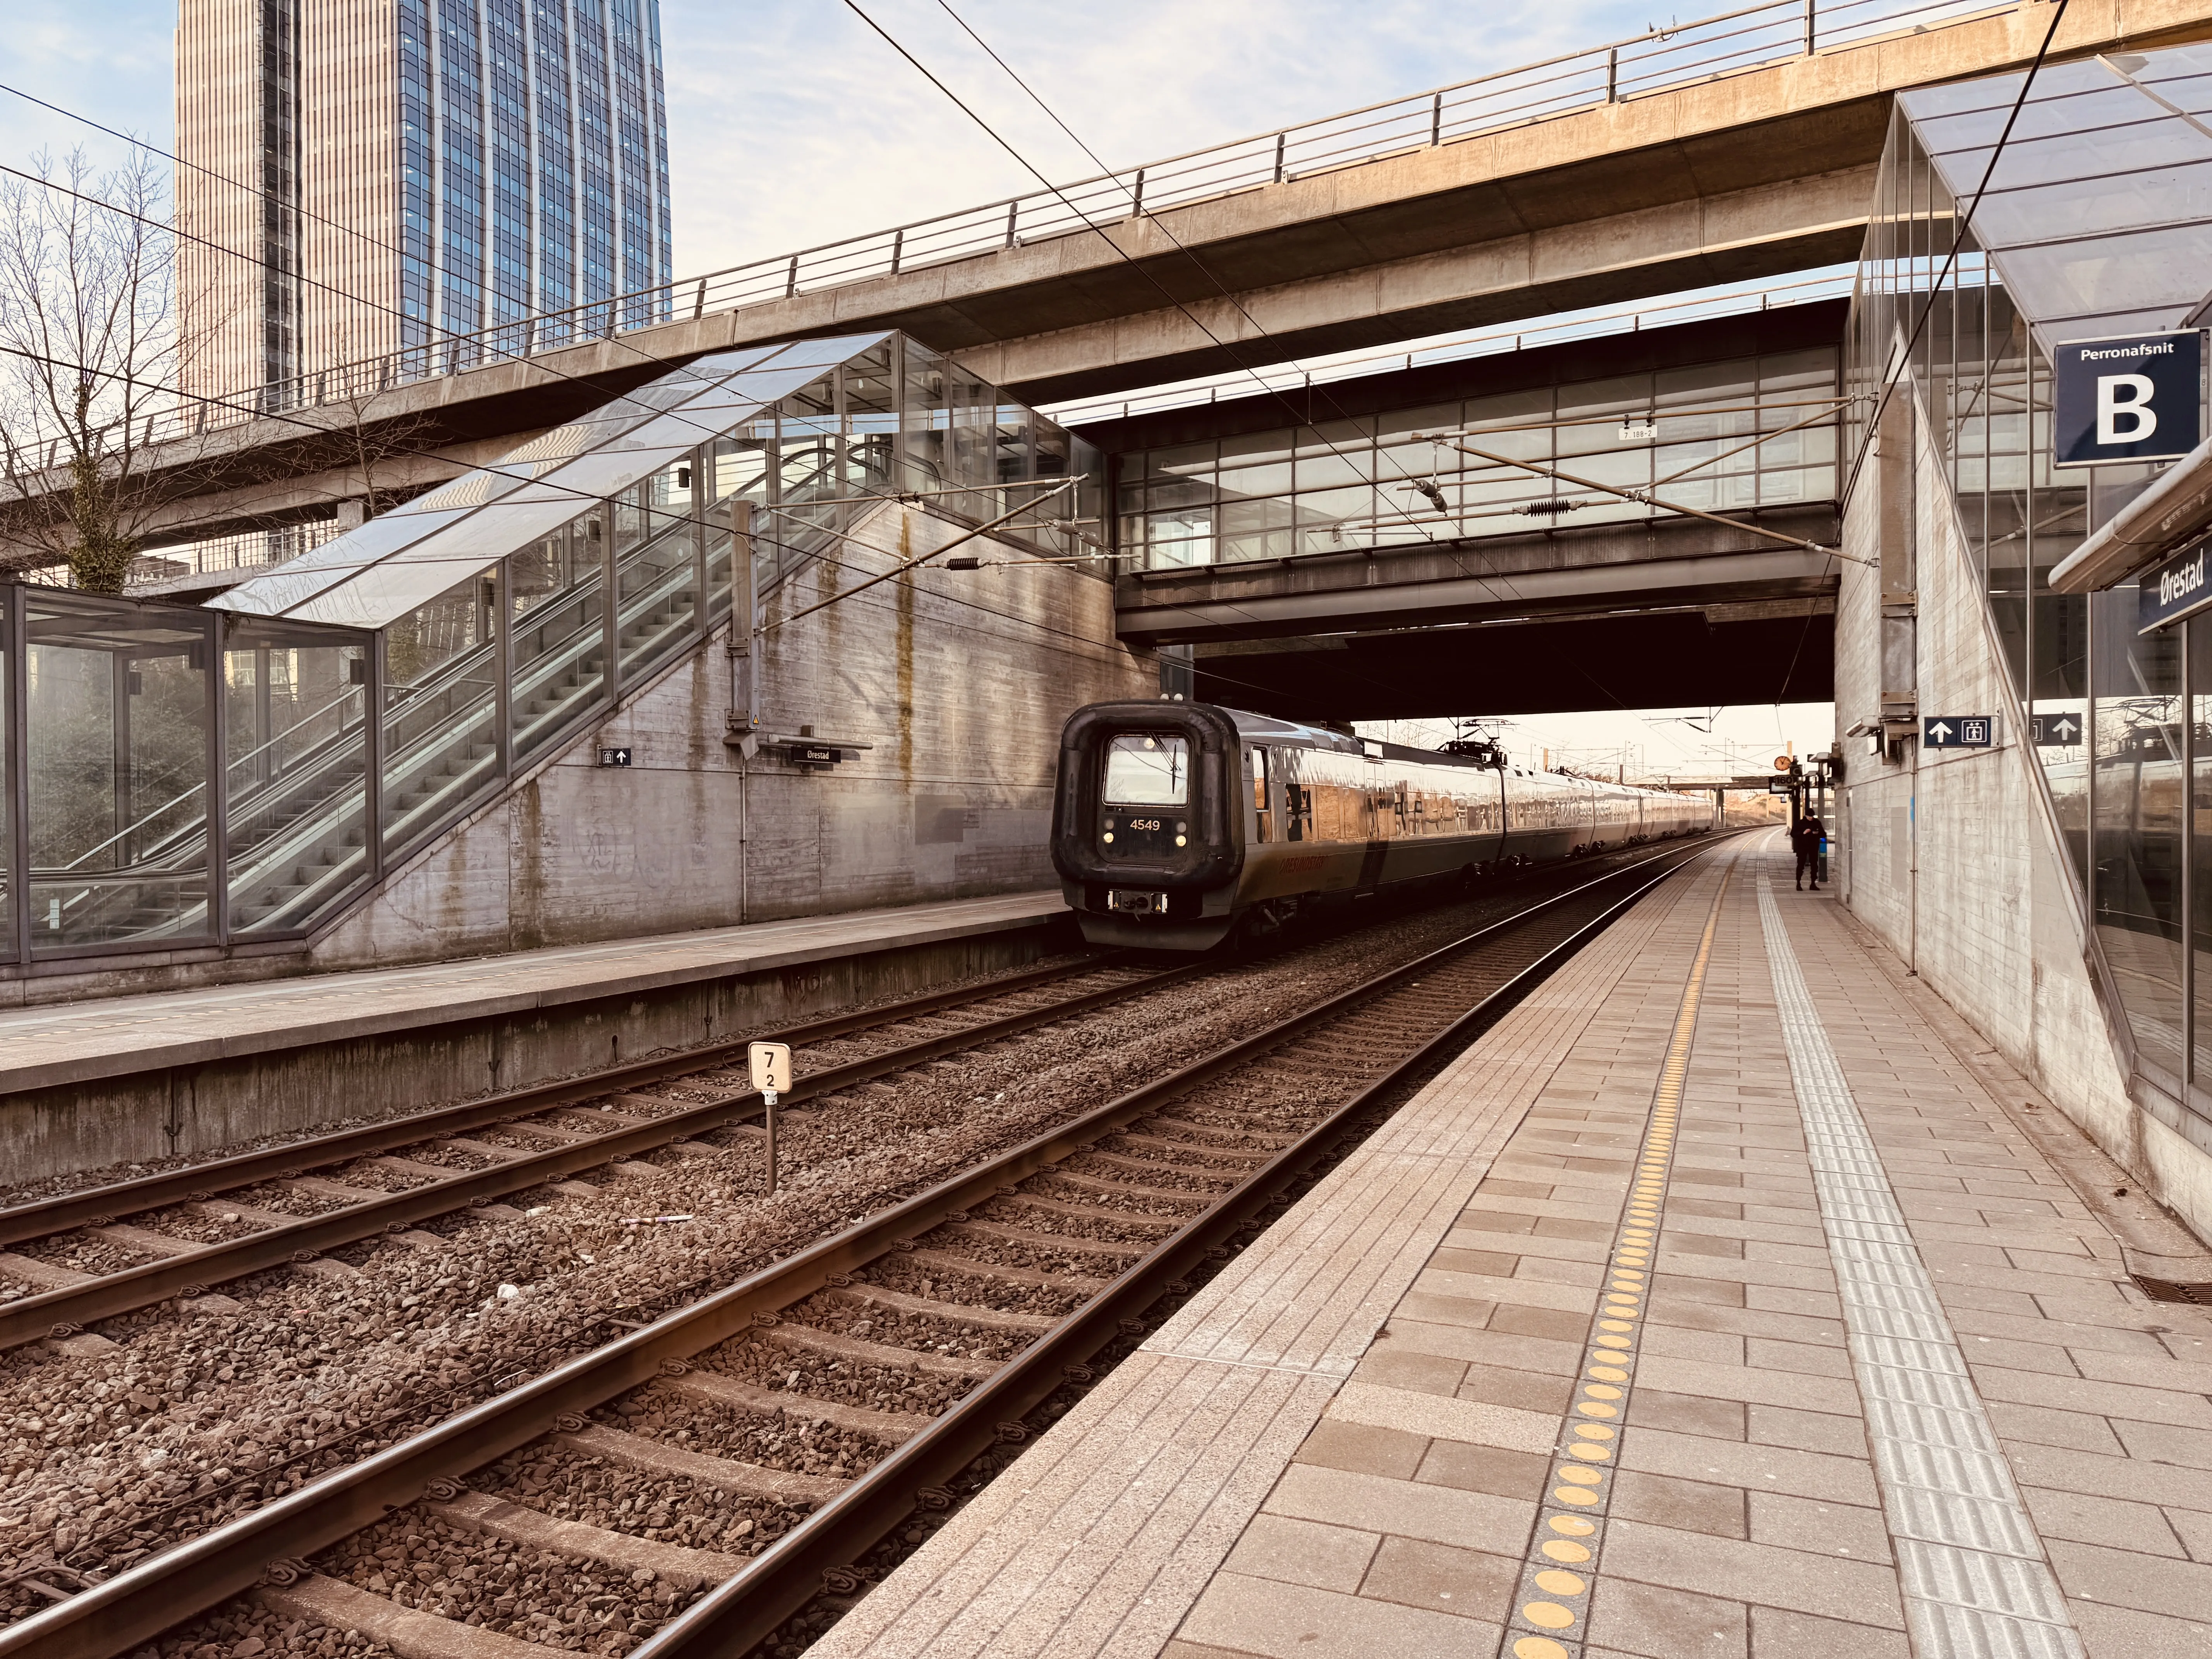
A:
1794,811,1826,891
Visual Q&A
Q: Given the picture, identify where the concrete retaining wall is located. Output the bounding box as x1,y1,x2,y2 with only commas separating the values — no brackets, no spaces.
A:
0,914,1073,1185
1833,397,2212,1247
312,502,1153,967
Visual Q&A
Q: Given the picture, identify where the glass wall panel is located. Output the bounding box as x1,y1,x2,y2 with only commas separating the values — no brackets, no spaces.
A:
510,518,610,767
843,341,898,494
2093,585,2185,1080
948,359,993,489
900,340,949,487
0,595,12,957
26,593,213,950
223,620,373,934
776,374,843,573
381,566,500,858
1112,351,1839,571
2193,619,2212,1088
617,463,703,684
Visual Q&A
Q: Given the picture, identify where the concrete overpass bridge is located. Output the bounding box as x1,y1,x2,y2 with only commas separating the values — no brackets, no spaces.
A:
15,0,2210,558
1094,301,1845,720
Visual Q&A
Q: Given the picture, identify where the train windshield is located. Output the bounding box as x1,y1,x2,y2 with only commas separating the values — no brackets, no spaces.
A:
1104,733,1189,805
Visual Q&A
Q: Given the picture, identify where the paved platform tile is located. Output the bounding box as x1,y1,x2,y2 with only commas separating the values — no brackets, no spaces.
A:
805,840,2212,1659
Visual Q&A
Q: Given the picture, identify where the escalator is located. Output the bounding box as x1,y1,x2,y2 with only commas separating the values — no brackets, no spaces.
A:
34,445,910,950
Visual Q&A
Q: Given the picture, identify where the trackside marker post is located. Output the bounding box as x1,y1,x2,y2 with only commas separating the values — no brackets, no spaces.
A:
749,1042,793,1194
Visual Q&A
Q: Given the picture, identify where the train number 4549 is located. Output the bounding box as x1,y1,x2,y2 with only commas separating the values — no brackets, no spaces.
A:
1128,818,1163,831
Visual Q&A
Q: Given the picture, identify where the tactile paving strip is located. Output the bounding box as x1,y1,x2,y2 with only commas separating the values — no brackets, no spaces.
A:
1755,875,2086,1659
1494,861,1732,1659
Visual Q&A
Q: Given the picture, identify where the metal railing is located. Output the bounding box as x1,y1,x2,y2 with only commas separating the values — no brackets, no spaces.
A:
161,0,2004,443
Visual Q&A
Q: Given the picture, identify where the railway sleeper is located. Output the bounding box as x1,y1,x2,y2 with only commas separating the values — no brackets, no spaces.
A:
1139,1115,1293,1148
280,1175,384,1203
426,1490,749,1591
495,1121,596,1147
180,1198,301,1229
898,1244,1108,1293
83,1224,200,1259
436,1138,533,1164
928,1218,1142,1261
552,1425,844,1507
1076,1147,1249,1184
368,1155,459,1183
1027,1170,1210,1207
666,1373,929,1444
819,1281,1058,1334
986,1191,1180,1230
755,1322,999,1382
1108,1132,1271,1165
259,1573,543,1659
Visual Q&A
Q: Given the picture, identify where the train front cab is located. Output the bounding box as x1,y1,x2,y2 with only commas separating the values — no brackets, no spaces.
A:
1050,702,1243,949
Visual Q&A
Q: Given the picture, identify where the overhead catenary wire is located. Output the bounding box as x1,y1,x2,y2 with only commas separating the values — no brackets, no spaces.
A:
0,341,728,549
852,0,1637,714
931,0,1836,605
2,330,1200,696
1835,0,2071,512
761,476,1080,634
0,156,749,464
0,88,1128,622
1776,0,2071,715
0,81,793,455
0,102,1302,716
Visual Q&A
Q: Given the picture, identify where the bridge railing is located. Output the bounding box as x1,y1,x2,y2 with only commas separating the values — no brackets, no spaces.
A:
172,0,2004,444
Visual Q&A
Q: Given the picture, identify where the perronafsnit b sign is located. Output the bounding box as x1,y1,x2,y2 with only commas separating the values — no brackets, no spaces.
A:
2054,331,2204,467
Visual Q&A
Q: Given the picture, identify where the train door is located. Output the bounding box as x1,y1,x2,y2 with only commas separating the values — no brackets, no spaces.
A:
1247,747,1274,845
1357,750,1391,890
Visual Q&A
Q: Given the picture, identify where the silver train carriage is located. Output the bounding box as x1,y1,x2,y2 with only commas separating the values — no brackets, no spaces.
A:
1049,700,1712,950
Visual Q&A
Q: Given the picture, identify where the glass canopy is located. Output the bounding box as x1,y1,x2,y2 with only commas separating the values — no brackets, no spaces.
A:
215,332,1101,629
1848,43,2212,1114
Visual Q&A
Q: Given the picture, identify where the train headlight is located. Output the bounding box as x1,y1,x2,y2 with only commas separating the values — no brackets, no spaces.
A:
1175,835,1187,847
1103,832,1115,843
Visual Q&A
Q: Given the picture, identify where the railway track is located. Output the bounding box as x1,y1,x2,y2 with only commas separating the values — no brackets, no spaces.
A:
0,835,1721,1659
0,954,1209,1356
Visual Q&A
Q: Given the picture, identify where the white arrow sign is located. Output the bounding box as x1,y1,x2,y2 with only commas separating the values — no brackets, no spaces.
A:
2053,716,2078,740
1929,722,1954,742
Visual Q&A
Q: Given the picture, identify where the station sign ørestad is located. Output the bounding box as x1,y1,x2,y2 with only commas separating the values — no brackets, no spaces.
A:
2139,532,2212,634
2053,331,2204,469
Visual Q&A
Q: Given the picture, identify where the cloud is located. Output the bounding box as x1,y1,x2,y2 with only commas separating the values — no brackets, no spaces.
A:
7,0,1678,276
659,0,1658,275
0,2,175,172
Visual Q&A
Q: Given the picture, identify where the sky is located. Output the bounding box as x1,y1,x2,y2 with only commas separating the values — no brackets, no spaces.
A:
1359,704,1838,783
0,0,1674,272
0,0,1836,761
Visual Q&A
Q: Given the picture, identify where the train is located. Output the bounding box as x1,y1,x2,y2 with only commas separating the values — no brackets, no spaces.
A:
1049,699,1714,950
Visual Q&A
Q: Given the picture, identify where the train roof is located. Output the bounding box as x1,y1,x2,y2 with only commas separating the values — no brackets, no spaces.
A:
1214,705,1524,775
1207,703,1692,791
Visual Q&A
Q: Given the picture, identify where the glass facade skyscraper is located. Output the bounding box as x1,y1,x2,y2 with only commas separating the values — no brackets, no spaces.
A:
177,0,673,406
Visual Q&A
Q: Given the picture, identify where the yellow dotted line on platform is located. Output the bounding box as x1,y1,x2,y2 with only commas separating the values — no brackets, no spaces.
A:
1503,860,1729,1659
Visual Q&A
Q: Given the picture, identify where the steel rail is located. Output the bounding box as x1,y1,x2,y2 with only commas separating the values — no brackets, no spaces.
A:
635,840,1723,1659
0,836,1721,1659
0,956,1219,1354
0,952,1125,1249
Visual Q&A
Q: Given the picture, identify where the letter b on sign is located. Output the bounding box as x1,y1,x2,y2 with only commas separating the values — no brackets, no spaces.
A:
2055,332,2202,466
2098,374,2158,445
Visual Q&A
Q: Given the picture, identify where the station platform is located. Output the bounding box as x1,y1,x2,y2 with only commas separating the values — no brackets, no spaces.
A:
0,891,1067,1096
813,836,2212,1659
0,891,1070,1186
